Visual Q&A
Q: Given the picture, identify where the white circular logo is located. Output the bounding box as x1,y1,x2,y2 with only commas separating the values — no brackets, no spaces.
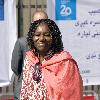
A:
60,5,72,16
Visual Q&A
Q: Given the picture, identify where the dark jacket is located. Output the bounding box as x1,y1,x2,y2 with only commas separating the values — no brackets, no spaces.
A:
11,37,29,100
11,37,29,75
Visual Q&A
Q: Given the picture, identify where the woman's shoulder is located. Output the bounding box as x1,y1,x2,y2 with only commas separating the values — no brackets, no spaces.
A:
25,50,36,59
57,50,72,59
48,51,72,63
60,51,78,66
26,50,33,55
55,51,77,64
25,50,39,63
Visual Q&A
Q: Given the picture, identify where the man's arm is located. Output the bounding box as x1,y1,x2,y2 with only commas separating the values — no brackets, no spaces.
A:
11,38,23,76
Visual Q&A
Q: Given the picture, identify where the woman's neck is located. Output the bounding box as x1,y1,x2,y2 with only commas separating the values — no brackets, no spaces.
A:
38,53,45,63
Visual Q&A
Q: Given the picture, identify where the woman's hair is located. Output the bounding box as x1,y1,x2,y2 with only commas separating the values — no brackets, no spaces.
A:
27,19,64,58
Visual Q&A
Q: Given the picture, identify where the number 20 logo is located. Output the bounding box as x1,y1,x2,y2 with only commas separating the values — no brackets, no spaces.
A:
60,5,72,16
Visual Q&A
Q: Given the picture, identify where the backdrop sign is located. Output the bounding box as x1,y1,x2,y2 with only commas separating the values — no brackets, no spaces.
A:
47,0,100,86
55,0,76,20
0,0,17,87
0,0,4,20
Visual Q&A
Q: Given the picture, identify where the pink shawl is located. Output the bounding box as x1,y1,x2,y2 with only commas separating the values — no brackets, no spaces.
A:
21,50,83,100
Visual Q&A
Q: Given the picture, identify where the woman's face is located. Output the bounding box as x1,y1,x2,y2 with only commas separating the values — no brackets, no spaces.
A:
32,23,52,54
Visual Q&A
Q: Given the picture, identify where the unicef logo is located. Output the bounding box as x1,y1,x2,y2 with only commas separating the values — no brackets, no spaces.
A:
60,5,72,16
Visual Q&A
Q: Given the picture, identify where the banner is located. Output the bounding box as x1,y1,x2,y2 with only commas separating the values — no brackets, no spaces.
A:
47,0,100,86
0,0,17,87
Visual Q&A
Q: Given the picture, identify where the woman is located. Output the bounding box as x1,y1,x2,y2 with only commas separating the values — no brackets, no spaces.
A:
20,19,83,100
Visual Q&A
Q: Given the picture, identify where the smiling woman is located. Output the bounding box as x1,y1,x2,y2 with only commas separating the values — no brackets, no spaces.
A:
32,23,52,55
27,19,64,61
20,19,83,100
